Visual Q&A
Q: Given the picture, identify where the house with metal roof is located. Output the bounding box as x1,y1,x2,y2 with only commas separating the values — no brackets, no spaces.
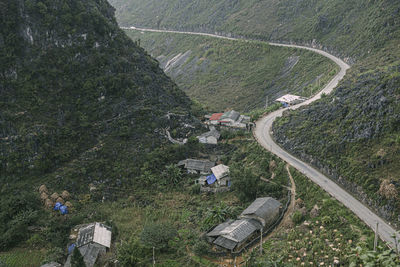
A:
211,164,230,187
178,159,215,174
220,110,240,123
197,127,221,145
207,218,262,251
206,197,281,252
240,197,282,227
275,94,305,107
65,223,112,267
209,113,224,125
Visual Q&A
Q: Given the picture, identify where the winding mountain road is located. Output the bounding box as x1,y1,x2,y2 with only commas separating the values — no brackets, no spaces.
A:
123,26,400,249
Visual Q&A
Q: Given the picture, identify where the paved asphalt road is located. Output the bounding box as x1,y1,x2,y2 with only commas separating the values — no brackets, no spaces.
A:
123,26,400,249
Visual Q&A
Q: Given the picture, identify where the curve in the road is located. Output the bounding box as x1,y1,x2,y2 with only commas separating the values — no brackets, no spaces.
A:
123,26,400,249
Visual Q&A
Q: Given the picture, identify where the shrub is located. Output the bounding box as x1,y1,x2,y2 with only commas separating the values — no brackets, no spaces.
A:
190,184,201,194
291,211,304,225
140,222,178,251
117,239,150,267
193,239,210,256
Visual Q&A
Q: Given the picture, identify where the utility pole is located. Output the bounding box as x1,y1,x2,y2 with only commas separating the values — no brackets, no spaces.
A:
374,222,379,251
260,228,263,256
265,96,269,108
153,247,155,266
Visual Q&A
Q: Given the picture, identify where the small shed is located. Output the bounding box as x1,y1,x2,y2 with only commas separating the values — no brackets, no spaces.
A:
275,94,305,107
240,197,282,227
178,159,215,174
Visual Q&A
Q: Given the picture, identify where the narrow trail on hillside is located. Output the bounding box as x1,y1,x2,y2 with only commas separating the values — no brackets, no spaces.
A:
122,26,400,251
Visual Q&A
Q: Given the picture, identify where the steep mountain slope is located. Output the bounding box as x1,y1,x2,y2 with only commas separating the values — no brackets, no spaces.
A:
125,30,337,112
109,0,400,59
109,0,400,226
0,0,196,250
273,44,400,223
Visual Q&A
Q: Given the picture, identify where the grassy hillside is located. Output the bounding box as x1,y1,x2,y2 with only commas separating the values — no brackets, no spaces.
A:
0,0,197,257
109,0,400,59
125,30,338,112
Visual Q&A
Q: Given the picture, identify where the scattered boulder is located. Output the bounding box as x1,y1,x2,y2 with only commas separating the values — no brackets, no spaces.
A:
40,192,49,201
61,190,71,200
378,179,398,200
56,197,64,205
39,185,48,194
50,192,59,201
310,204,320,218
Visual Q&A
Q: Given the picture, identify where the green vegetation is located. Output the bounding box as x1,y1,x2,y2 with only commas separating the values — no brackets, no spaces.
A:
0,0,195,262
0,248,45,267
124,31,337,112
109,0,400,59
256,167,377,266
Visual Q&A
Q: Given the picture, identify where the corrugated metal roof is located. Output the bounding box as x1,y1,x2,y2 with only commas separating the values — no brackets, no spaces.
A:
211,164,229,180
221,110,240,121
213,236,237,250
210,113,223,121
76,224,95,247
240,197,281,225
79,243,106,267
76,223,112,248
198,129,221,139
220,219,258,243
93,223,112,248
182,159,215,172
207,219,235,237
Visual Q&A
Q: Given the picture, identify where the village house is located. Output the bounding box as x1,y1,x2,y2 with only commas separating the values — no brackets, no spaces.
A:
209,113,224,125
196,164,231,193
65,223,112,267
178,159,215,174
206,110,251,129
197,127,221,145
275,94,306,107
206,197,281,252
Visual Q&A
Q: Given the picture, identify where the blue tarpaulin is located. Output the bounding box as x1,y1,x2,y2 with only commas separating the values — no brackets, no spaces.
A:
54,202,62,211
68,243,75,254
60,205,68,215
206,174,216,185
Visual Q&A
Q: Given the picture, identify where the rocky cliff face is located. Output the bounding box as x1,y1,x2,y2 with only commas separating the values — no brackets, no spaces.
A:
0,0,195,190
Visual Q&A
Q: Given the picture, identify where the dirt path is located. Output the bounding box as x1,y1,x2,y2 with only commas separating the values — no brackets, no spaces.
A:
264,165,296,239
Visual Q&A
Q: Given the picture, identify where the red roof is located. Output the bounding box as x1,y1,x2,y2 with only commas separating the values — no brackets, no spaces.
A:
210,113,223,121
